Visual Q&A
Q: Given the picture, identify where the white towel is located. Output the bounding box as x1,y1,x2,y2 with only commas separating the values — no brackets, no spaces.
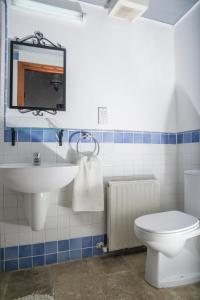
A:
72,155,104,212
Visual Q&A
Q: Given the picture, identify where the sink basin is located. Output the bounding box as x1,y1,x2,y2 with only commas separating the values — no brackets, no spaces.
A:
0,162,79,231
0,162,79,193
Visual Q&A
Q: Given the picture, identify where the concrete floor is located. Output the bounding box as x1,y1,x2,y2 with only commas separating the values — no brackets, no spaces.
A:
0,252,200,300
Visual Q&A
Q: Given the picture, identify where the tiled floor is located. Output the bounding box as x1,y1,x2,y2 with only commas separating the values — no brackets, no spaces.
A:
0,252,199,300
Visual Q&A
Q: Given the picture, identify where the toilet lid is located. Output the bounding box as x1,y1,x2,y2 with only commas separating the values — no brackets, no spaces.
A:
135,211,199,234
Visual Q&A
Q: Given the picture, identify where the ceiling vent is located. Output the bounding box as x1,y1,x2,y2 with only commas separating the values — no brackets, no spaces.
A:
108,0,149,22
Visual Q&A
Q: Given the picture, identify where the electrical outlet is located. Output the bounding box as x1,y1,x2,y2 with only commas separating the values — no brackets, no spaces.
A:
98,107,108,124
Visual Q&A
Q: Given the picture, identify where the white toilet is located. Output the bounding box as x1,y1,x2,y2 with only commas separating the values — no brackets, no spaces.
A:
134,170,200,288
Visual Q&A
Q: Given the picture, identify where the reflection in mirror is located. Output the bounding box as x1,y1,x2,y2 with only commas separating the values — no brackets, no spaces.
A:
10,42,66,113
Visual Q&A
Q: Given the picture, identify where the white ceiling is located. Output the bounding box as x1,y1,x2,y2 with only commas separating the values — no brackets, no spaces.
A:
80,0,199,25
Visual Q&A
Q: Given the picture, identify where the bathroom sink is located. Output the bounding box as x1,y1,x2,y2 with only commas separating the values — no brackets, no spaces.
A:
0,162,79,193
0,162,79,231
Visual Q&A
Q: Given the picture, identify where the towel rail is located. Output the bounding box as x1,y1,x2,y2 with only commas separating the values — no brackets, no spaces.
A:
69,131,100,156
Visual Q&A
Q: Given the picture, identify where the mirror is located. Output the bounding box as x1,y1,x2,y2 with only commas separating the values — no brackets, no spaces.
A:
10,39,66,114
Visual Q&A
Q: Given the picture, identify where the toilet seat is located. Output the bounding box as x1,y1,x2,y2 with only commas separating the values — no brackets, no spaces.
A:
135,210,199,234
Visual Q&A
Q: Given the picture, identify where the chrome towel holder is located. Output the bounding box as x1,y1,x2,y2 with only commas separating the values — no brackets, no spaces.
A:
69,131,100,156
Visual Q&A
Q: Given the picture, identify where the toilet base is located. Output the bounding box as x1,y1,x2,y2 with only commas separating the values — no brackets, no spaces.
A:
145,236,200,288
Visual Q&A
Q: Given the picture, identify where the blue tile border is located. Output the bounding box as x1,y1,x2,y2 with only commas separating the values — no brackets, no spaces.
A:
177,130,200,144
3,128,188,145
19,257,32,269
33,255,45,267
19,245,32,258
58,240,69,252
192,131,200,143
17,128,31,142
1,234,107,272
82,236,92,248
70,238,82,250
5,246,18,260
58,251,70,263
32,243,44,256
45,241,57,254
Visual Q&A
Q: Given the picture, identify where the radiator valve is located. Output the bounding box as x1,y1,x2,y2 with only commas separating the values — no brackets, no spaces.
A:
95,242,108,253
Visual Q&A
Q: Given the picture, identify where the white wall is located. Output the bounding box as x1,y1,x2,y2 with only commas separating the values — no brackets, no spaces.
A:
175,2,200,209
175,2,200,132
7,1,176,132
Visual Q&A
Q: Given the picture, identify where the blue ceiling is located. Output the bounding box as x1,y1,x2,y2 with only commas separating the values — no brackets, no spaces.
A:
80,0,199,25
143,0,199,25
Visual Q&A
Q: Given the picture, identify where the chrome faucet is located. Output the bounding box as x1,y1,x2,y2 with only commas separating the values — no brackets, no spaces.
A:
33,152,41,166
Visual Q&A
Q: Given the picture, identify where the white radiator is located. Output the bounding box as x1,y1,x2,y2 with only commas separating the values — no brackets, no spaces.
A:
107,177,160,251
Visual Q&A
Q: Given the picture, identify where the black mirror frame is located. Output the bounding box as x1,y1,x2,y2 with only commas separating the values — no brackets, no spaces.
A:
9,34,66,115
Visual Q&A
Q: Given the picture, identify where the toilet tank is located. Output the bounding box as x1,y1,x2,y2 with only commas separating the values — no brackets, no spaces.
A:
184,170,200,218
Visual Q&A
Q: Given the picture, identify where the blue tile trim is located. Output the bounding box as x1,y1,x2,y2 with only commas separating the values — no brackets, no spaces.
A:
33,255,45,267
134,132,143,144
70,249,81,260
45,241,57,254
46,253,57,265
19,257,32,269
69,130,80,143
32,243,44,256
4,129,12,142
18,128,31,142
43,129,57,143
70,238,82,250
151,133,160,144
192,131,200,143
103,131,114,143
5,246,18,260
58,240,69,252
161,133,168,144
114,131,123,143
1,248,4,261
3,128,199,145
1,234,107,272
58,251,70,263
177,132,183,144
5,260,18,272
177,130,200,144
19,245,32,258
82,236,92,248
31,129,43,142
183,131,192,143
143,133,151,144
168,134,176,144
82,248,92,258
91,131,103,143
123,132,133,143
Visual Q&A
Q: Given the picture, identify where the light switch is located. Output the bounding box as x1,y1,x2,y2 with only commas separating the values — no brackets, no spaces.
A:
98,107,108,124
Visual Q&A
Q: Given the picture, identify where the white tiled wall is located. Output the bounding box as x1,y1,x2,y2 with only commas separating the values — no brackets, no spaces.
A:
177,143,200,210
0,130,177,247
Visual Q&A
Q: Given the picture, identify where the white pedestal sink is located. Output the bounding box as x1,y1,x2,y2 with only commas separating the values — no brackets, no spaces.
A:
0,163,79,230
